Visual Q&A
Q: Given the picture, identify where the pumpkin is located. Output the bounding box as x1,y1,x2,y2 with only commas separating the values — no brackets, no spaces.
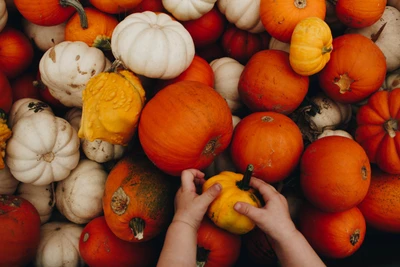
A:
138,80,233,176
300,136,371,212
289,17,333,76
22,19,66,52
7,98,54,129
103,155,177,242
0,0,7,32
217,0,265,33
298,202,366,259
39,41,111,107
6,112,80,186
381,68,400,91
65,7,119,51
79,216,161,267
334,0,386,28
242,226,277,266
0,27,34,79
346,6,400,72
0,71,12,113
230,111,304,183
355,89,400,174
268,37,290,53
0,164,19,194
259,0,326,43
203,165,262,235
89,0,143,14
16,183,55,224
0,195,41,267
111,11,195,79
129,0,165,13
358,167,400,233
34,71,67,110
10,71,41,101
238,49,309,115
196,217,242,267
209,57,244,113
388,0,400,10
35,221,85,267
0,110,11,170
162,0,217,21
78,67,146,146
317,129,353,140
56,159,107,224
318,33,387,104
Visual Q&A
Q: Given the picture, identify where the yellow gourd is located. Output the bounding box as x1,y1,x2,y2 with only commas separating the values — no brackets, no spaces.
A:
202,164,262,235
0,110,12,169
78,62,146,146
289,17,333,76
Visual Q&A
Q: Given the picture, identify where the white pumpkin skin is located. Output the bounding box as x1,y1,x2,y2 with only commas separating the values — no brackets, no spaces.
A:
268,37,290,53
381,68,400,90
22,18,66,52
162,0,217,21
35,222,84,267
6,113,80,186
317,129,354,140
7,98,54,129
16,183,55,224
111,11,195,79
39,41,111,107
210,57,244,113
0,164,19,194
217,0,265,33
56,159,107,224
0,0,8,33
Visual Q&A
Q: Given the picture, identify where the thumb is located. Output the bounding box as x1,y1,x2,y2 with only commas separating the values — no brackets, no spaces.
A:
234,202,261,222
199,183,221,206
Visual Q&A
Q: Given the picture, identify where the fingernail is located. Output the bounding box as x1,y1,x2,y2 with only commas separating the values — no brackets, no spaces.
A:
215,183,222,191
234,203,241,210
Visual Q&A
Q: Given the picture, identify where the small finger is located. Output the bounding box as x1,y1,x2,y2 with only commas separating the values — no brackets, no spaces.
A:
198,183,222,206
233,201,263,224
181,169,204,191
250,177,279,202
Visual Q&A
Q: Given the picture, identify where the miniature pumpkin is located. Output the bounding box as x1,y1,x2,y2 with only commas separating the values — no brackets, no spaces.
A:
289,17,333,76
202,165,262,235
22,19,66,52
7,98,54,129
162,0,217,21
138,80,233,176
89,0,143,14
0,110,11,169
317,129,353,140
0,0,7,32
0,164,19,194
334,0,386,28
78,67,146,146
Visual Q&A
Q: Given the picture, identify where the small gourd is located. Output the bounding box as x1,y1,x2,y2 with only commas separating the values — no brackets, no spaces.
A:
7,98,54,129
162,0,217,21
0,109,11,169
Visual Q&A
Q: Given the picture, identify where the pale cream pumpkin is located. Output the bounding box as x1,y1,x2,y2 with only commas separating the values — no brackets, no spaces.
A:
0,0,7,32
0,164,19,194
7,98,54,129
162,0,217,21
269,37,290,53
381,68,400,91
317,129,354,140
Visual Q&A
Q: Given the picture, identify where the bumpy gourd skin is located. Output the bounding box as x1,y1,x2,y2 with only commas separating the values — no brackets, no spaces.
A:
0,117,12,169
79,69,146,146
203,171,262,235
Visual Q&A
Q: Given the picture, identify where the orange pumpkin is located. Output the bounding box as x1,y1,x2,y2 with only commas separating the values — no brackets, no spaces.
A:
230,111,304,184
355,89,400,174
10,71,41,102
259,0,326,43
89,0,143,14
298,202,366,259
138,81,233,176
65,7,119,50
103,155,177,242
300,136,371,213
238,49,309,115
318,33,386,104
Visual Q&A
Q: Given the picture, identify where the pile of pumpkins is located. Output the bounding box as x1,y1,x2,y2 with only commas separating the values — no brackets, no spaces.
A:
0,0,400,266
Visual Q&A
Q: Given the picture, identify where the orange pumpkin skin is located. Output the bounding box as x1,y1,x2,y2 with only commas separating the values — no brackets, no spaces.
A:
103,155,177,242
335,0,387,28
300,136,371,213
79,216,161,267
242,226,277,266
138,81,233,176
298,202,366,259
358,167,400,233
230,112,304,183
355,89,400,174
259,0,326,43
238,50,309,115
318,34,386,104
89,0,143,14
0,195,41,267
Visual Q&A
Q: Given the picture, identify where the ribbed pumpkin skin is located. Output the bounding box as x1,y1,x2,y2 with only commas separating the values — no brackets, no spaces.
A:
335,0,387,28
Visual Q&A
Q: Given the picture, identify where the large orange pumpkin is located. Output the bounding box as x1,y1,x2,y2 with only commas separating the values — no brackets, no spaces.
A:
103,155,177,242
238,49,309,115
300,136,371,213
355,89,400,174
89,0,143,14
138,80,233,176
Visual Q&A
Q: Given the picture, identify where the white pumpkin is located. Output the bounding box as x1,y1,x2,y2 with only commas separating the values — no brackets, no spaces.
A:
35,222,85,267
388,0,400,11
0,0,7,32
268,37,290,53
381,68,400,90
39,41,111,107
56,159,107,224
217,0,265,33
162,0,217,21
22,18,66,52
7,98,54,129
6,113,80,186
64,107,82,132
111,11,195,79
210,57,244,113
317,129,354,140
16,183,55,224
346,6,400,72
0,164,19,194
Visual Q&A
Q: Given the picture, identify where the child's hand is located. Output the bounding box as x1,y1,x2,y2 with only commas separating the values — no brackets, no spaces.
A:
172,169,221,231
234,177,297,243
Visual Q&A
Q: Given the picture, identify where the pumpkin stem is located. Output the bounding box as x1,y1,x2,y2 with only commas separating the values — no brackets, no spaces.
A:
322,45,333,55
32,80,46,90
129,217,145,240
333,73,354,94
92,35,112,51
384,118,398,138
350,229,361,246
294,0,307,9
371,23,387,43
237,164,254,191
107,59,125,73
59,0,88,29
196,246,210,267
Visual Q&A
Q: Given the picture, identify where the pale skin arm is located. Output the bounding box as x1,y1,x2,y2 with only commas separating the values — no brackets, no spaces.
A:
234,177,326,267
157,169,221,267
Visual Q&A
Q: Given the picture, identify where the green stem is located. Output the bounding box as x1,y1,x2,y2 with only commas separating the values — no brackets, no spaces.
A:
129,217,145,240
59,0,88,29
236,164,254,191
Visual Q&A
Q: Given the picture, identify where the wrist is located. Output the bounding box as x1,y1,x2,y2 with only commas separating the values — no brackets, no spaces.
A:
171,214,200,232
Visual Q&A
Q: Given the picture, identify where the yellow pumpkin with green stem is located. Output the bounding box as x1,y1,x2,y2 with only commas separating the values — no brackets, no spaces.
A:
289,17,333,76
202,164,262,235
